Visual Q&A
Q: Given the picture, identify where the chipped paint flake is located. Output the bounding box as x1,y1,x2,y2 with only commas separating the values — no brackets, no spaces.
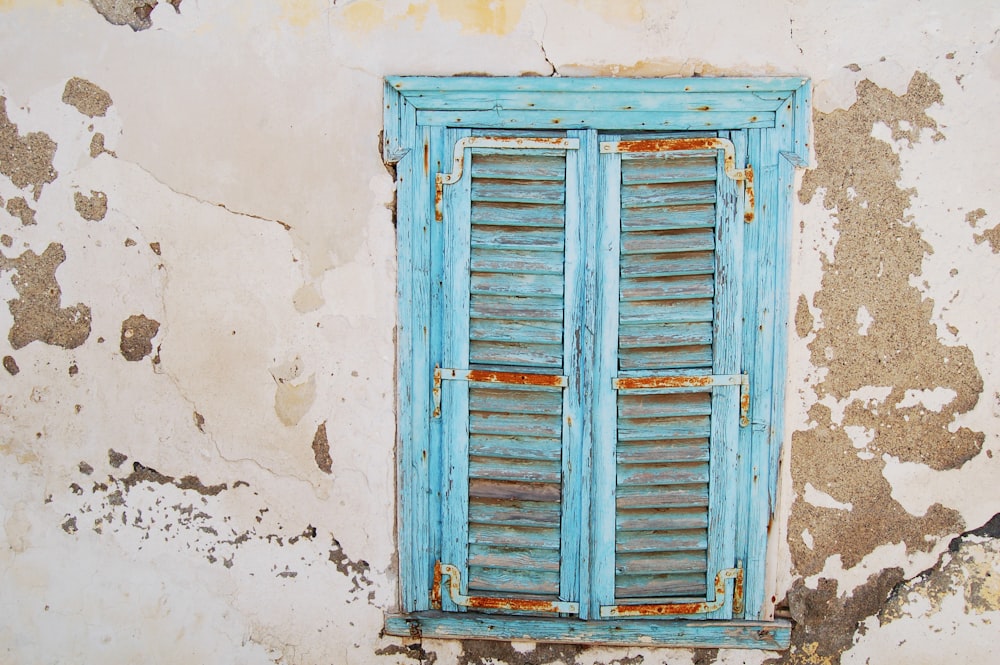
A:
0,243,92,350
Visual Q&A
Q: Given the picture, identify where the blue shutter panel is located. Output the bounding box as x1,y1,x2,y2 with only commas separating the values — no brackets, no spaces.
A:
439,138,577,612
596,136,744,618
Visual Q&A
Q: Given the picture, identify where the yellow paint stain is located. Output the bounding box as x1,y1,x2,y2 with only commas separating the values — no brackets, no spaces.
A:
279,0,325,28
567,0,643,25
431,0,527,35
0,0,65,9
342,0,385,31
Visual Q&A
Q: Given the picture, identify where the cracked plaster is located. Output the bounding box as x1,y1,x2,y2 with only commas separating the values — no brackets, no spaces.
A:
3,1,1000,664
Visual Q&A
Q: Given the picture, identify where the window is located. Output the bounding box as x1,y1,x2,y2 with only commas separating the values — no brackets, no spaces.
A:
384,77,811,649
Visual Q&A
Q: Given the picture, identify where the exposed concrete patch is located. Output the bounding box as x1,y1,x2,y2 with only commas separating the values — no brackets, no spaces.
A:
771,569,904,665
879,512,1000,623
457,640,588,665
73,190,108,222
108,448,127,468
376,643,438,665
5,196,37,226
0,243,92,350
794,294,813,339
692,649,718,665
73,190,108,221
87,0,182,32
328,535,373,595
0,234,11,247
790,72,982,583
0,96,58,199
312,421,332,474
119,314,159,361
61,78,113,118
974,226,1000,253
89,132,115,158
2,355,18,375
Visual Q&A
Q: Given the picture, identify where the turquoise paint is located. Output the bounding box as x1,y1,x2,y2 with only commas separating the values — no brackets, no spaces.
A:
386,76,809,648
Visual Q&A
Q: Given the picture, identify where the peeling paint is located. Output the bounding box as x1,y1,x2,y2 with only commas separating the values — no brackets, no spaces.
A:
0,96,58,199
119,314,159,361
274,373,316,426
312,421,332,474
62,77,112,118
2,354,18,375
790,73,982,586
89,132,114,158
73,189,108,221
87,0,182,31
5,196,36,225
0,243,92,350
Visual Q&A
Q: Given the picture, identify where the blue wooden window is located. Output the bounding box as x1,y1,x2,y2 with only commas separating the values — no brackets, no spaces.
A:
384,77,811,649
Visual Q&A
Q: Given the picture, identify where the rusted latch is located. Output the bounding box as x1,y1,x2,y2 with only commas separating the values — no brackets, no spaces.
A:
431,562,580,614
600,138,756,223
435,136,580,222
613,373,750,427
600,567,744,618
433,366,568,418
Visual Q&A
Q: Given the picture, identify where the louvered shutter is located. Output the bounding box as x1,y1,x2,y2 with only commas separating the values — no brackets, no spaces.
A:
594,135,744,618
437,135,579,613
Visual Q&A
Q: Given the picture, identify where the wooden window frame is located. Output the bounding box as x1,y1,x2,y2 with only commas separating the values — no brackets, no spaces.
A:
383,76,811,649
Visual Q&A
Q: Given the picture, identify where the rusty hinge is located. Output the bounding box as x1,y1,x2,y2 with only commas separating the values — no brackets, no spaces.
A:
600,138,756,223
435,136,580,221
613,373,750,427
433,366,568,418
599,567,744,618
431,562,580,614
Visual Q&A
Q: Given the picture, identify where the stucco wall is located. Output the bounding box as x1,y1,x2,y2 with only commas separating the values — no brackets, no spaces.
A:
2,1,999,664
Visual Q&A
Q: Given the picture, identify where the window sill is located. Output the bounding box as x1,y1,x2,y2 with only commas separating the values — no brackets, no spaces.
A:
385,612,791,650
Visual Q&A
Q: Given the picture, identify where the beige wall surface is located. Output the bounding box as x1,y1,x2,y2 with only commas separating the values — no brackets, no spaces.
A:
2,1,999,663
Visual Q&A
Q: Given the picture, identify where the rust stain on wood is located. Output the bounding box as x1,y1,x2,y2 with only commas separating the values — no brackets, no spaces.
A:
466,369,565,387
615,375,713,390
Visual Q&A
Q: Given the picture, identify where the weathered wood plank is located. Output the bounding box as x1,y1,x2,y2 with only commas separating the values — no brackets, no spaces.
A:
385,613,793,649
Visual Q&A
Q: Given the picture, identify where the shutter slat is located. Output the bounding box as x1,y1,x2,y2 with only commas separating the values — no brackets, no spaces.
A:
470,387,563,415
621,203,715,230
614,150,720,604
472,201,565,227
468,544,561,570
619,298,713,324
616,551,708,574
469,524,560,549
469,498,561,527
470,456,561,483
621,230,715,255
620,274,714,301
470,478,561,502
472,248,564,275
472,178,567,204
621,154,717,184
470,317,564,345
621,181,716,209
459,148,569,604
468,567,560,595
620,251,714,278
616,529,709,553
617,507,709,531
617,462,710,486
619,321,713,348
471,294,564,322
615,573,706,598
616,483,708,509
471,153,567,180
470,434,562,461
618,345,713,371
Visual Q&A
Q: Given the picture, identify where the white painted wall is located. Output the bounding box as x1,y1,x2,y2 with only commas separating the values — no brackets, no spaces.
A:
2,1,999,663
